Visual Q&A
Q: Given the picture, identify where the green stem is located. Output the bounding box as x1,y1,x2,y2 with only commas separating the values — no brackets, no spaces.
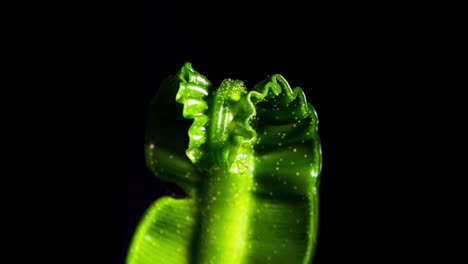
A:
194,164,254,263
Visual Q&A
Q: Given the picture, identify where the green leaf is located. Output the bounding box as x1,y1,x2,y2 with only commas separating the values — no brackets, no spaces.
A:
128,62,322,264
127,197,197,264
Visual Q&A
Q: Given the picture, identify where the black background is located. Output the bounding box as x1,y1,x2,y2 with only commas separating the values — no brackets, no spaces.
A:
15,2,451,264
114,3,434,264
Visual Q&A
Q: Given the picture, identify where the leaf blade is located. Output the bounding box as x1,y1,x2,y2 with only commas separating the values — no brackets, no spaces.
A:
127,197,198,264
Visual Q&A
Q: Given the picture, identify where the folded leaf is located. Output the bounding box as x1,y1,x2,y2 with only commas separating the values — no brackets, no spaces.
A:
128,63,322,264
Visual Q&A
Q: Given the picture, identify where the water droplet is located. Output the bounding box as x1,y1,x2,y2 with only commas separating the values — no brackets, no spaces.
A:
304,154,308,158
276,167,279,171
294,186,298,190
296,172,300,176
293,148,297,152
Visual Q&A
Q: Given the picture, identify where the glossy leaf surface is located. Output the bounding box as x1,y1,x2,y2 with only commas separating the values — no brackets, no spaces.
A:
127,63,321,264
